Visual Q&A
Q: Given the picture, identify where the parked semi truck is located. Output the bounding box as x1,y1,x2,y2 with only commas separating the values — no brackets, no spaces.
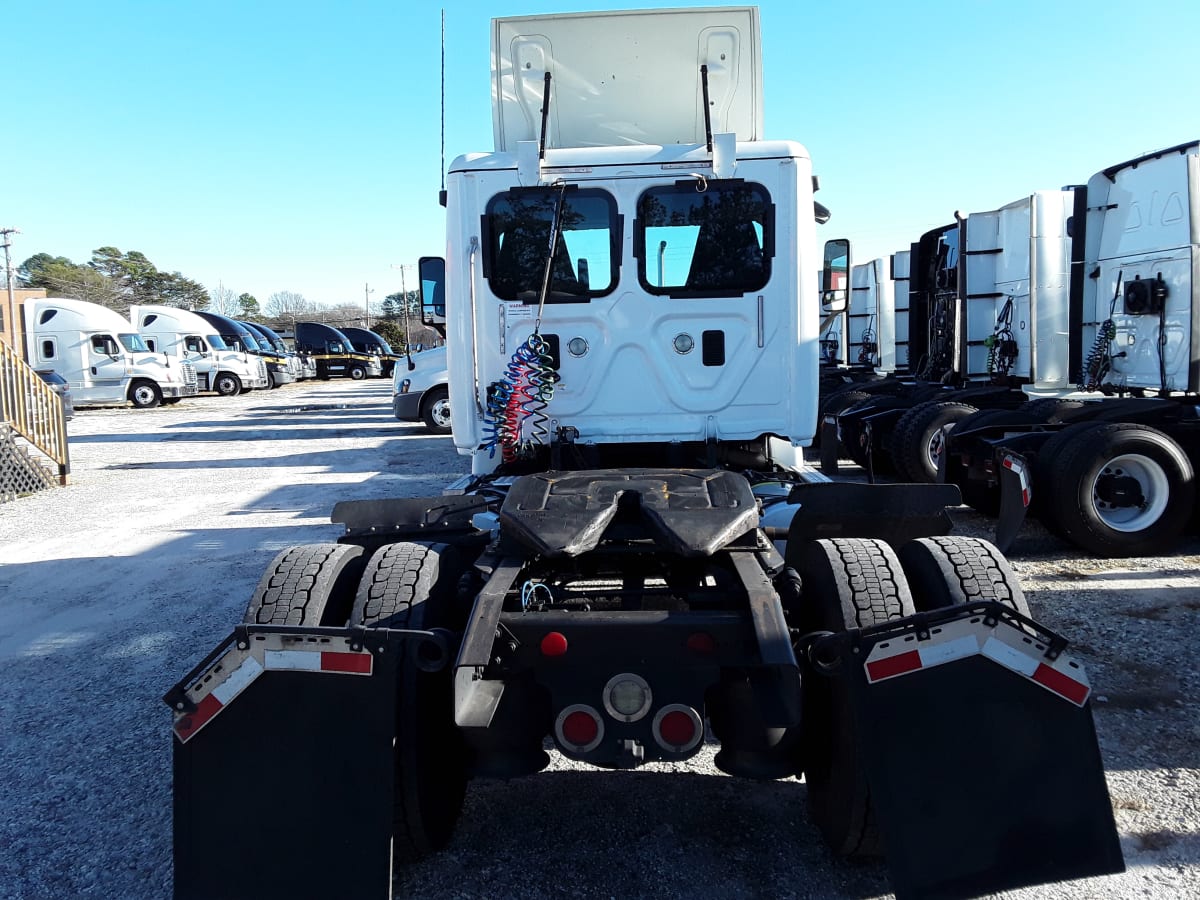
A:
392,344,450,432
23,297,196,408
131,305,267,396
167,9,1123,900
943,140,1200,557
190,311,272,391
240,320,304,385
814,247,909,445
293,321,383,379
342,325,402,377
824,189,1075,481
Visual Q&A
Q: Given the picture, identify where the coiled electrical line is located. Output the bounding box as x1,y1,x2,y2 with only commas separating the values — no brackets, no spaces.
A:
1080,272,1122,392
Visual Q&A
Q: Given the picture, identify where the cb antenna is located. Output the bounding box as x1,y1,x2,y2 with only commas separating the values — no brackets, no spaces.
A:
440,8,446,194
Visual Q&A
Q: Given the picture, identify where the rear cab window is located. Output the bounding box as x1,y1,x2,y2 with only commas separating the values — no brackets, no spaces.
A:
636,180,774,297
484,186,620,303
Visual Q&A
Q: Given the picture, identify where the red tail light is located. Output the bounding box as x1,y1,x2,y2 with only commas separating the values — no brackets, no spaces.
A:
555,704,604,753
652,704,703,753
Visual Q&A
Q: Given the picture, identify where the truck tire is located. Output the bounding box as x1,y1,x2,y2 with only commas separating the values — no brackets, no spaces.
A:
946,408,1037,516
897,536,1030,616
243,543,365,626
795,538,915,858
214,372,242,396
893,401,978,483
351,541,468,861
1044,422,1194,557
421,386,452,434
128,380,162,409
349,364,368,380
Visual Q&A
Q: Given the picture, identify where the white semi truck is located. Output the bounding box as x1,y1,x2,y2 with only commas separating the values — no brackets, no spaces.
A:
944,140,1200,557
24,296,196,408
168,9,1122,899
826,190,1075,481
392,345,450,433
131,304,270,395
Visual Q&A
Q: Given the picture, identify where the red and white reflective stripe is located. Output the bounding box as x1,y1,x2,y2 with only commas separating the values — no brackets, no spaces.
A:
1002,454,1031,508
864,618,1090,707
264,649,373,674
173,641,373,744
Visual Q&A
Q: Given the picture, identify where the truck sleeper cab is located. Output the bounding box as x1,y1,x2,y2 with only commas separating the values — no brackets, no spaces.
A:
132,305,264,396
238,321,298,387
294,322,382,380
341,326,401,377
192,311,271,392
242,322,306,382
26,297,195,408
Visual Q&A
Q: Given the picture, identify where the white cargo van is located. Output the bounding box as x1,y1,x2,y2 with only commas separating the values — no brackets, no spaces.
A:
131,305,269,395
25,297,196,408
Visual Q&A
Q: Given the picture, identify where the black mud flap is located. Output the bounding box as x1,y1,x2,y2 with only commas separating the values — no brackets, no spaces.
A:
786,481,960,548
822,603,1124,899
166,626,419,900
994,450,1032,554
819,415,841,474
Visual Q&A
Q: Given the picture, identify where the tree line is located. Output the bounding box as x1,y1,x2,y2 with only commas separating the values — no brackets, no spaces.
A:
18,247,442,349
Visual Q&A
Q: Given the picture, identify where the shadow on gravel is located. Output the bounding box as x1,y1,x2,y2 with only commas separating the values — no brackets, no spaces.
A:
397,769,891,900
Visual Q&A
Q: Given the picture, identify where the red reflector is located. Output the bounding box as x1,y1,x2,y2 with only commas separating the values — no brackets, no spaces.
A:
561,710,598,746
1033,663,1089,706
540,632,568,657
686,632,716,653
174,693,222,742
865,649,922,682
321,652,372,674
658,710,696,747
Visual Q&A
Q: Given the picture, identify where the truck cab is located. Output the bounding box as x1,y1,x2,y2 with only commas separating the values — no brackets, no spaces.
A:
24,297,196,408
392,345,449,432
293,322,383,380
192,311,271,391
132,305,267,396
340,326,401,377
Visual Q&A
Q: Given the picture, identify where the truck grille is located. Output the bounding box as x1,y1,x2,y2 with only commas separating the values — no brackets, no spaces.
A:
181,362,199,395
256,358,268,382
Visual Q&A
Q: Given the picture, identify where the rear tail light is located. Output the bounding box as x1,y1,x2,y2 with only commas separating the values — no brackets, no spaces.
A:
555,704,604,753
652,704,704,753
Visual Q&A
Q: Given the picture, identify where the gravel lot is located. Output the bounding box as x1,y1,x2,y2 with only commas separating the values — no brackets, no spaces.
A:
0,378,1196,899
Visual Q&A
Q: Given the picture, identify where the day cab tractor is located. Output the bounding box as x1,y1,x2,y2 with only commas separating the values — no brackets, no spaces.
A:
823,190,1076,482
942,140,1200,557
166,9,1123,899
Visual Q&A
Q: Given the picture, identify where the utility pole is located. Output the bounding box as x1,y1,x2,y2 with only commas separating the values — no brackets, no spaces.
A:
1,227,20,350
364,282,374,328
390,263,417,351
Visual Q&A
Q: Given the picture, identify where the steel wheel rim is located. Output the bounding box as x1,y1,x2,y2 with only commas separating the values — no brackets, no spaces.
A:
431,398,451,428
1091,452,1170,532
134,386,156,405
926,424,952,471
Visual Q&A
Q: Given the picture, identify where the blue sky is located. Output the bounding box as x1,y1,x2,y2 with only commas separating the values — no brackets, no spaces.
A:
7,1,1199,308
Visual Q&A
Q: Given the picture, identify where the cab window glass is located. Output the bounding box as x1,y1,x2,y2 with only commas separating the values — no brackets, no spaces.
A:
486,187,618,303
91,335,119,355
638,181,773,296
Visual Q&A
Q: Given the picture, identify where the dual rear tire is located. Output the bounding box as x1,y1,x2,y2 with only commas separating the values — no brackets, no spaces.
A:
244,540,468,861
794,535,1024,857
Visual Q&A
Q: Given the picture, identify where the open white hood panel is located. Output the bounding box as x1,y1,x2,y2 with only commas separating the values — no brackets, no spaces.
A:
492,7,762,151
